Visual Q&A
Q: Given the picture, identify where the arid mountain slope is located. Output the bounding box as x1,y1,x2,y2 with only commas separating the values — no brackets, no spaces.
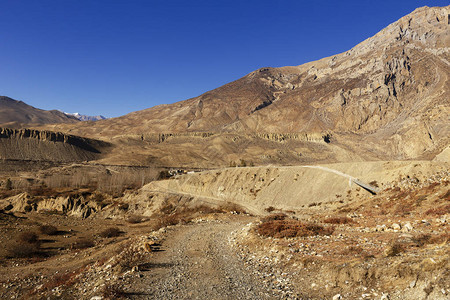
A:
37,6,450,162
0,96,79,127
42,6,449,162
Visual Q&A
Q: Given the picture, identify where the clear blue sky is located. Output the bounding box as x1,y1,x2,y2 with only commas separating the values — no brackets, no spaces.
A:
0,0,448,118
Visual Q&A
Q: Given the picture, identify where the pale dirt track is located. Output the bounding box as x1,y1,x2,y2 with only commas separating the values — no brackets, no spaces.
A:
123,219,283,299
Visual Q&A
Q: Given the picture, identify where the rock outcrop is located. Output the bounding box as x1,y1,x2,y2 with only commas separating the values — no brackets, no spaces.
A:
0,127,108,162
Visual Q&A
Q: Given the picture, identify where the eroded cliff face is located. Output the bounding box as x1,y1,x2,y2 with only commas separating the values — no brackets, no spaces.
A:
0,127,108,162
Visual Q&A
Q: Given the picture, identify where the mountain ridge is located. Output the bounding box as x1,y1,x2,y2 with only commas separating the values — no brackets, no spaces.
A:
8,6,450,165
0,96,79,127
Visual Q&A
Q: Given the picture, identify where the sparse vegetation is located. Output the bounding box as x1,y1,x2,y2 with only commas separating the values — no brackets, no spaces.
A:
384,240,405,257
116,244,146,273
71,237,95,249
99,227,122,238
369,180,379,187
5,241,41,258
102,283,128,299
19,232,40,244
265,206,276,212
4,232,42,258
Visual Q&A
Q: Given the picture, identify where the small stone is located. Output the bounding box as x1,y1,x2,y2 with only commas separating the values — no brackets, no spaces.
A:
402,222,413,232
380,293,390,300
332,294,342,300
392,223,401,231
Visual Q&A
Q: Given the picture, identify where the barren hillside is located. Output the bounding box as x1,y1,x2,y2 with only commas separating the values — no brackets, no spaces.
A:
0,96,78,127
42,6,449,162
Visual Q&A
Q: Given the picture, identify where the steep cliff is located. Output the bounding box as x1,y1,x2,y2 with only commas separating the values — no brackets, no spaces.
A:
0,127,108,162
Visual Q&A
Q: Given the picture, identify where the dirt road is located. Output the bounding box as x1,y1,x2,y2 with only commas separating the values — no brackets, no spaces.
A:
124,218,282,299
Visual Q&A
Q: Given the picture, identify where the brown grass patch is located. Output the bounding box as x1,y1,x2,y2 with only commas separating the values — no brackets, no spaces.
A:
256,219,334,239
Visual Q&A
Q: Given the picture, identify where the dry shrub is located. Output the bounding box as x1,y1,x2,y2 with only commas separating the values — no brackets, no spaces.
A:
384,241,405,257
369,180,379,187
39,225,58,235
71,238,95,249
5,241,41,258
265,206,276,213
323,216,355,225
19,232,40,244
99,227,122,238
425,204,450,216
412,234,432,247
256,219,334,239
116,245,146,272
261,213,287,222
2,231,43,258
126,215,144,224
102,283,128,299
414,233,450,246
155,213,188,229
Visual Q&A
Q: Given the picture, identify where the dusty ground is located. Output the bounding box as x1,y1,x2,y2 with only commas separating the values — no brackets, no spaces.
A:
121,216,284,299
0,160,448,299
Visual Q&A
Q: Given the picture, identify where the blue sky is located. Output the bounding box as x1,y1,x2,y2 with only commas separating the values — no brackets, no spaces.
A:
0,0,448,118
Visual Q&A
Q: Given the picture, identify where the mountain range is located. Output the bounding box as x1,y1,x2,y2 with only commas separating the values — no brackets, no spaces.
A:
64,112,107,122
0,6,448,167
